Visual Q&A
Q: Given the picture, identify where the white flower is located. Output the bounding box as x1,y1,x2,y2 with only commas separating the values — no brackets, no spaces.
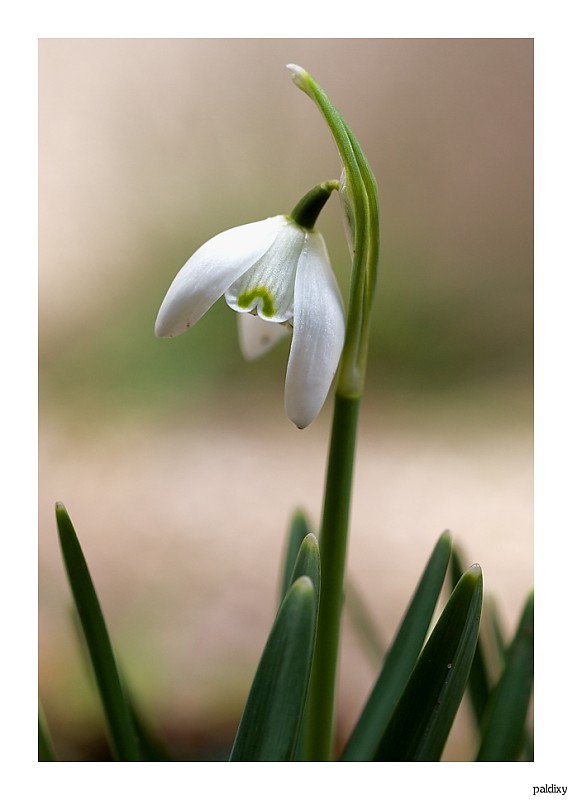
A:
155,214,345,428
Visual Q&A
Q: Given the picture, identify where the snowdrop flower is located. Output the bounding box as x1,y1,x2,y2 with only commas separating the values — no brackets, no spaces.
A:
155,185,345,428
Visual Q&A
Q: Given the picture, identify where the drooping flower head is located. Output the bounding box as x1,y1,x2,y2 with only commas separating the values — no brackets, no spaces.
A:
155,183,345,429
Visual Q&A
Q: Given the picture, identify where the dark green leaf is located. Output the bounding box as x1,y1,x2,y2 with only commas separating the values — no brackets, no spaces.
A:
450,545,491,727
229,576,317,761
476,592,534,761
38,706,57,761
449,544,463,586
55,502,142,761
70,609,171,760
279,509,312,603
345,577,386,666
374,564,483,761
485,596,534,761
287,534,321,761
125,692,171,761
341,531,452,761
488,596,508,661
289,533,321,613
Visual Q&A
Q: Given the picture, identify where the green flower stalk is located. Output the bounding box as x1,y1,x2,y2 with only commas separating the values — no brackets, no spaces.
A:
287,64,380,760
155,63,380,760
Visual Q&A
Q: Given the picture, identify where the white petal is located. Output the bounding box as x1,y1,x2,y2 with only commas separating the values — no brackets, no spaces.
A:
285,232,345,428
155,216,286,337
237,312,291,360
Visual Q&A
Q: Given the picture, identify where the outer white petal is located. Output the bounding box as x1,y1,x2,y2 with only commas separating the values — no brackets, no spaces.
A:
285,232,345,429
155,216,286,337
237,312,291,360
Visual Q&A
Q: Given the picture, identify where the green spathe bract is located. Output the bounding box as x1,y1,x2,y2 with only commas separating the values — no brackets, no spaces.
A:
286,63,380,398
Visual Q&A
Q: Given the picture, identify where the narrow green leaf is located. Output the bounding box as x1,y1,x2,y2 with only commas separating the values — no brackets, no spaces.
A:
279,509,312,603
374,564,483,761
289,533,321,613
55,502,142,761
479,596,534,761
229,576,317,761
127,695,172,761
345,577,386,666
449,543,464,586
450,545,491,727
68,607,171,760
288,533,321,761
484,598,507,666
341,531,452,761
476,592,534,761
488,595,508,662
38,705,57,761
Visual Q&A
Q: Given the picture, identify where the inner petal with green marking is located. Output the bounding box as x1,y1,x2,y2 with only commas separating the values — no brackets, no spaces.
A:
237,286,276,318
225,222,304,322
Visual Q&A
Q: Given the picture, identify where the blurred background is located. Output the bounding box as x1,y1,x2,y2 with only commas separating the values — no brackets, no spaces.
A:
39,38,533,760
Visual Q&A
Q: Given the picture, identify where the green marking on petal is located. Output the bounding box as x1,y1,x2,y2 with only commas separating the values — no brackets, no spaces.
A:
237,287,276,317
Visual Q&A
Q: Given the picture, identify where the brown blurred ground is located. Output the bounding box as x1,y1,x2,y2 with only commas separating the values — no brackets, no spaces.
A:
39,39,533,760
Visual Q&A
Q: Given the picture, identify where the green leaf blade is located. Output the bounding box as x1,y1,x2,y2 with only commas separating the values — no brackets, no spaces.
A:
55,502,142,761
342,531,452,761
374,564,483,761
289,533,321,613
345,577,386,667
450,545,492,727
229,576,317,761
279,509,312,603
476,592,534,761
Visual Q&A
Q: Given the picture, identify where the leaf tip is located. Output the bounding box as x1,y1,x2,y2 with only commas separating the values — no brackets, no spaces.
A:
301,532,319,549
439,529,453,548
466,562,483,587
289,575,317,605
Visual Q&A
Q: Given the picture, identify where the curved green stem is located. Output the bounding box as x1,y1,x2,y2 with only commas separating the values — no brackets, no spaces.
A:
287,64,378,398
